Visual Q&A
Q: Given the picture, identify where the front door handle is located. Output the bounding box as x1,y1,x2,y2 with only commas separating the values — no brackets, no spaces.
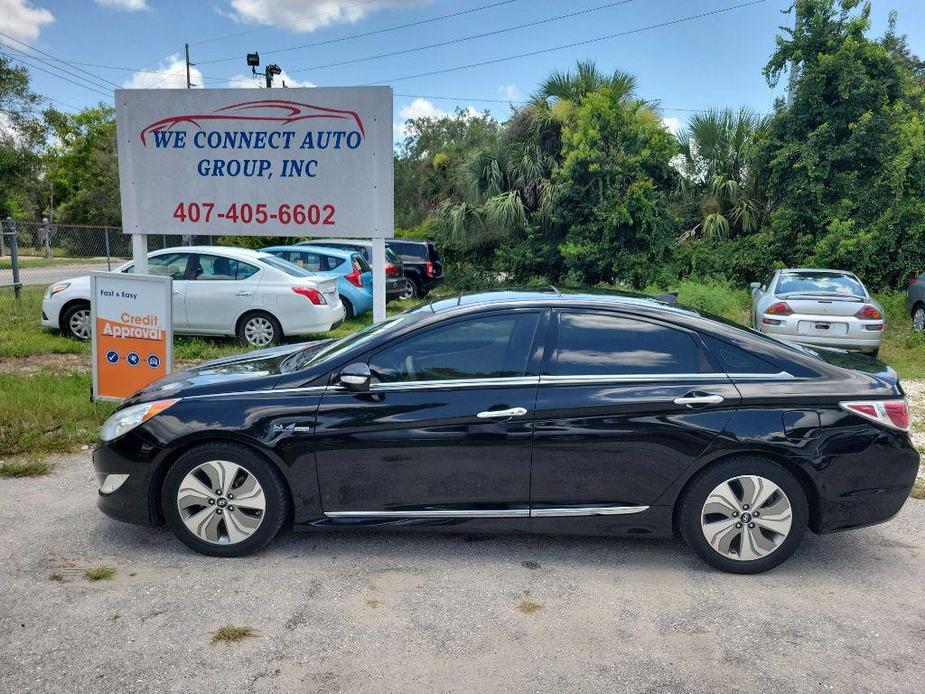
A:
235,290,253,296
476,407,528,419
673,394,724,407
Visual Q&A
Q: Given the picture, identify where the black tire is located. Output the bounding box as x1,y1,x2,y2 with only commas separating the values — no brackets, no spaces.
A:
678,456,808,574
236,311,282,348
912,304,925,332
60,300,92,340
397,279,415,301
864,348,880,358
342,297,354,320
161,442,290,558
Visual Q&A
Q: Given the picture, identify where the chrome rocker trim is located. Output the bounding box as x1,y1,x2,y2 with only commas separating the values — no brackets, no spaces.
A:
324,505,650,519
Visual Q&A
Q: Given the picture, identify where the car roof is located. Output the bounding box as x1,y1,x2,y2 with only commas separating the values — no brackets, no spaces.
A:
262,244,354,260
427,288,700,319
778,268,858,276
301,239,371,248
150,245,267,261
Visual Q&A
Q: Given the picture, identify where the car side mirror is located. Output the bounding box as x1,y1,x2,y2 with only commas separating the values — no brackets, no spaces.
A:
750,282,761,290
338,362,371,391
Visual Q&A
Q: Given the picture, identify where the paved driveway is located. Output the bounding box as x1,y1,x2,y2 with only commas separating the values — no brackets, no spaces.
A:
1,452,923,693
12,263,114,286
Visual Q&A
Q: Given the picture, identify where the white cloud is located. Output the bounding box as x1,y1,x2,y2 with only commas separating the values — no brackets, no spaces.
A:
122,54,203,89
226,69,315,88
394,98,482,141
662,116,682,136
222,0,429,33
94,0,149,10
497,84,521,102
0,0,54,44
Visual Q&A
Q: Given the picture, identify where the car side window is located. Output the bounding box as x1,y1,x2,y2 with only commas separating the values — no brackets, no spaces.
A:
368,313,540,383
290,252,323,272
353,254,371,273
147,253,190,280
701,334,781,375
190,255,258,281
550,312,713,376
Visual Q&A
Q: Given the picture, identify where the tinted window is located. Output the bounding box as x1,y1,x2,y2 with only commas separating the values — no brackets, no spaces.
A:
369,313,540,383
353,254,371,273
388,241,427,260
701,334,780,374
551,313,710,376
147,253,190,280
190,254,259,281
258,255,315,277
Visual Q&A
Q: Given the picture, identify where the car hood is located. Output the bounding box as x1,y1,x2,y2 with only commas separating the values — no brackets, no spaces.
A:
126,340,332,404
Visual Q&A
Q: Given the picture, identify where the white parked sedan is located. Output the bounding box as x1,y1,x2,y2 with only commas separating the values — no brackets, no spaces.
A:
42,246,345,347
750,268,884,356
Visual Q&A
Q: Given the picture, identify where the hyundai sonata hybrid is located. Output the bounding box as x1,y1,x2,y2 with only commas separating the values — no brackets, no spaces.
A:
93,289,918,573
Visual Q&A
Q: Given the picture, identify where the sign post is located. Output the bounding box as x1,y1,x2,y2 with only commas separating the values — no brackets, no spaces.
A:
115,87,393,321
91,272,172,401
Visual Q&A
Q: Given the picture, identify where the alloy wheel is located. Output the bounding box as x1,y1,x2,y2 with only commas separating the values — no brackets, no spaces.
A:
176,460,266,545
69,308,91,340
700,474,792,561
398,279,415,301
914,307,925,332
243,316,275,347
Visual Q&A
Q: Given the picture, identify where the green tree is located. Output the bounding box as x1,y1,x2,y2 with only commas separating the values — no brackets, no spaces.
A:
0,56,45,218
44,105,121,226
756,0,925,288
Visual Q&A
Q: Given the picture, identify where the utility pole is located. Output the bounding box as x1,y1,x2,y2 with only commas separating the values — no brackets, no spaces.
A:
786,3,801,107
185,43,194,89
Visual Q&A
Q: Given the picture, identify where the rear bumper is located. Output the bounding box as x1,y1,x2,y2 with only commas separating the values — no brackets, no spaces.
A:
279,301,346,336
759,319,883,351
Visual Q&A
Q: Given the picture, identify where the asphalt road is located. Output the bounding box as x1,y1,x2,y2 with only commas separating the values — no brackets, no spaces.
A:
8,263,113,286
1,452,923,693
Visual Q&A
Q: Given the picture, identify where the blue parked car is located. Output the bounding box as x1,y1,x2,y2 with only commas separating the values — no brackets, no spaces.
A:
261,245,372,319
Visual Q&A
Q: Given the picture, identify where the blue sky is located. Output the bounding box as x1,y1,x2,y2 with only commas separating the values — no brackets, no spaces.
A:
2,0,923,137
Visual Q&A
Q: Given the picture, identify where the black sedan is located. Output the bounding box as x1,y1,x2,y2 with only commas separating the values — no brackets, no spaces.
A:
94,289,918,573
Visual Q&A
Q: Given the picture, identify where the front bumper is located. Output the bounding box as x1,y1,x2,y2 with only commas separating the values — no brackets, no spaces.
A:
40,297,60,329
93,439,160,527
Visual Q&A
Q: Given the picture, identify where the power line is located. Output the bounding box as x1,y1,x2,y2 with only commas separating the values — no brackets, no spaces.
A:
288,0,638,75
1,51,113,99
198,0,526,66
0,30,121,89
1,43,116,96
374,0,769,84
190,0,382,47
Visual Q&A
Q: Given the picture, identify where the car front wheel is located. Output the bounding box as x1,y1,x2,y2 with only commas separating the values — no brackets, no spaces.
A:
61,301,91,340
678,456,808,574
162,442,290,557
397,279,415,301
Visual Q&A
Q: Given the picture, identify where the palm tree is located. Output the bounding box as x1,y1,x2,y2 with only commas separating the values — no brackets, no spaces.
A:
676,108,770,239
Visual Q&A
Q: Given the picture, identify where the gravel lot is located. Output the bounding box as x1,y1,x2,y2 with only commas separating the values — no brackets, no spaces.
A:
1,453,923,693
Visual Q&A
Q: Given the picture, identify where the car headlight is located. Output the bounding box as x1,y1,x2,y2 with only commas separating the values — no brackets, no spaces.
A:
100,399,179,442
46,282,70,298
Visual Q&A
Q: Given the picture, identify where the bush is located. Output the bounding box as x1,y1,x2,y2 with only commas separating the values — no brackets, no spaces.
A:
643,278,751,322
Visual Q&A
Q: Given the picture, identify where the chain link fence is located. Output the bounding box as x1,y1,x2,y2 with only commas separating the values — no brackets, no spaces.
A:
0,219,216,291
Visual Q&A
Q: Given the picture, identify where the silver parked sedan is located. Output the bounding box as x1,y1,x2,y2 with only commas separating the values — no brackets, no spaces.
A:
750,269,884,356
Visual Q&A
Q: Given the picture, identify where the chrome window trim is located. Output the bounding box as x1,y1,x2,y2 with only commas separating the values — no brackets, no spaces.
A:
324,506,649,519
539,373,728,385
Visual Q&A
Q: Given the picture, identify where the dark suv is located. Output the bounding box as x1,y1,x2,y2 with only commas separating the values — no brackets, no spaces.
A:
386,240,444,298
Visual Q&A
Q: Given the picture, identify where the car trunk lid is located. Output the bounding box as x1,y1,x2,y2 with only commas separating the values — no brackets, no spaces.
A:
777,292,866,317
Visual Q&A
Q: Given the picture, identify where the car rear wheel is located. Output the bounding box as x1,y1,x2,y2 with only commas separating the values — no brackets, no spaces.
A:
61,301,91,340
162,442,290,557
237,311,282,348
678,456,808,574
398,279,415,301
342,297,354,320
913,305,925,332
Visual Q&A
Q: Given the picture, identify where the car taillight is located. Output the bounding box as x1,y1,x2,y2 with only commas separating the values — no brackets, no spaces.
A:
766,302,793,316
345,271,362,288
855,305,882,320
911,277,919,286
425,261,434,277
385,263,400,277
292,287,326,305
839,399,910,431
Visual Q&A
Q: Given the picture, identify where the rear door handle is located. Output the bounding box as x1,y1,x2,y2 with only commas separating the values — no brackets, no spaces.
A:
476,407,528,419
673,394,724,406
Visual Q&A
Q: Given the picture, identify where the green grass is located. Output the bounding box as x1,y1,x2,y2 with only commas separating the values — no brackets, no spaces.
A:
84,565,116,581
0,256,112,270
0,459,53,478
0,372,115,457
211,625,258,644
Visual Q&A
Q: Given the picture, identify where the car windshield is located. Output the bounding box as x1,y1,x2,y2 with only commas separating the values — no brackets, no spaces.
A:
776,272,865,297
258,254,315,277
283,310,425,372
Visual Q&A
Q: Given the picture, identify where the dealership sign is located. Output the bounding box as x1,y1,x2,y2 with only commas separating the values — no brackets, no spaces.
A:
91,272,172,401
115,87,393,237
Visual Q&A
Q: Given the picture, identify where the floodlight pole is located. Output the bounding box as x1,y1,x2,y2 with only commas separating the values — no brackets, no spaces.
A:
185,43,193,89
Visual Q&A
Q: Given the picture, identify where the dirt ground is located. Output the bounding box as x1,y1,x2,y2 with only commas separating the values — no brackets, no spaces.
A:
0,451,924,693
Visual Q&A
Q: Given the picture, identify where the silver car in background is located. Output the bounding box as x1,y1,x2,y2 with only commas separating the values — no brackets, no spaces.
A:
750,269,884,356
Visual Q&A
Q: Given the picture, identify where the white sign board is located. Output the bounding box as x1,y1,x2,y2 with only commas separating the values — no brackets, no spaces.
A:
91,272,173,401
115,87,393,238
